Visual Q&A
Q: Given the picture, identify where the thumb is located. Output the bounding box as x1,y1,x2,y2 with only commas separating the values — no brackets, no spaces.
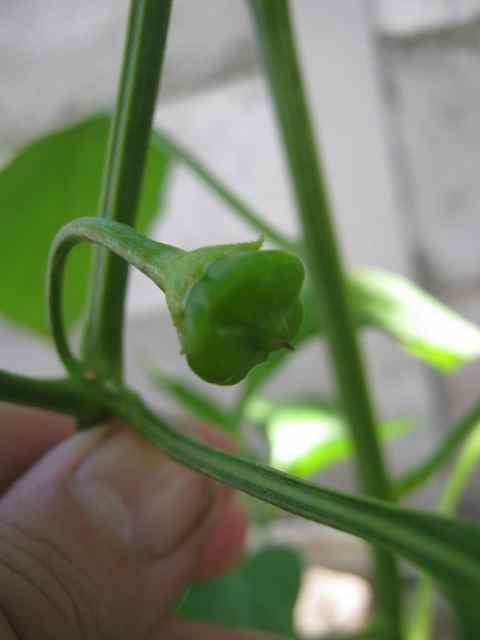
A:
0,422,220,640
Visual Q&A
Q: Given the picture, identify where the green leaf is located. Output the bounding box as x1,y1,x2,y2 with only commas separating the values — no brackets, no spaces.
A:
350,269,480,372
294,270,480,373
233,268,480,429
148,367,233,430
0,113,170,335
246,397,412,477
178,545,302,637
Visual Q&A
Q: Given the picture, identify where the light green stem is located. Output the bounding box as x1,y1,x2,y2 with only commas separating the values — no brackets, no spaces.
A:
394,397,480,498
247,1,402,634
105,387,480,623
48,217,180,376
82,0,173,381
154,131,298,251
408,424,480,640
0,369,100,416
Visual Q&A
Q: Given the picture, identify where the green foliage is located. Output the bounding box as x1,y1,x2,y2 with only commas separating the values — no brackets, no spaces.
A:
408,424,480,640
4,3,480,639
177,545,302,638
300,270,480,374
350,269,480,372
148,368,233,430
0,114,170,335
245,396,412,477
236,266,480,419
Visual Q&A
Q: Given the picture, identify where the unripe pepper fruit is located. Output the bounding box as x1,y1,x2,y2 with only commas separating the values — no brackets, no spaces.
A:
166,245,304,385
48,218,304,386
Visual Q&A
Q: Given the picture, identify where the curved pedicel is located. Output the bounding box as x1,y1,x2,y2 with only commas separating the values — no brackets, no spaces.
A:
48,217,304,385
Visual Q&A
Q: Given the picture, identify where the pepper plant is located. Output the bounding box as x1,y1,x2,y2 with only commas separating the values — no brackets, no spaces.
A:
2,2,480,639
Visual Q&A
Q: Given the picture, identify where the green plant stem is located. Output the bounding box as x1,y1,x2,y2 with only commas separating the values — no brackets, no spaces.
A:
48,217,180,376
107,388,480,618
154,131,298,251
408,425,480,640
247,1,402,635
0,369,100,415
394,397,480,498
112,388,480,637
82,0,173,381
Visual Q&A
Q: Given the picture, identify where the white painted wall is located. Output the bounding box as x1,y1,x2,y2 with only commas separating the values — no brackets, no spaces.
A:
373,0,480,507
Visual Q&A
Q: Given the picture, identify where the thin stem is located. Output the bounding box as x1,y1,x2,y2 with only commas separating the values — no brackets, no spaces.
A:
108,389,480,637
394,397,480,498
154,131,298,251
0,369,99,416
48,217,180,376
109,389,480,599
408,425,480,640
247,1,402,635
82,0,173,381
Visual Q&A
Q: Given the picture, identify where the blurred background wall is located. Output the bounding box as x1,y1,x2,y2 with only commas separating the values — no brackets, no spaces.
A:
1,0,480,510
373,0,480,508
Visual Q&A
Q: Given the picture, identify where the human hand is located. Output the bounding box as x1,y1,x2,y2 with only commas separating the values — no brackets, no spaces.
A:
0,404,279,639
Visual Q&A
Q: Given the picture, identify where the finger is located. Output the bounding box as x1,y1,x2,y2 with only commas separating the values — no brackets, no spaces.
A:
0,404,74,492
181,420,249,579
194,498,248,581
0,423,223,639
160,618,284,639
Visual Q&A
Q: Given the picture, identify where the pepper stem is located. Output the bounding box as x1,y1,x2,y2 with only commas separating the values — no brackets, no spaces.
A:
48,217,181,377
82,0,173,384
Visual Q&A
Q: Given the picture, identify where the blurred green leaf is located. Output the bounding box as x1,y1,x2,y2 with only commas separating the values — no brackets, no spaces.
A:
236,267,480,419
0,113,170,335
178,545,302,637
148,367,232,430
246,397,412,477
349,269,480,373
284,270,480,377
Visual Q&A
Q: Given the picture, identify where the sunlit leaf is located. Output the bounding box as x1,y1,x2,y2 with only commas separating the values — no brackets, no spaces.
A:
237,262,480,419
246,397,412,477
0,114,170,335
148,368,232,430
350,269,480,372
178,545,302,637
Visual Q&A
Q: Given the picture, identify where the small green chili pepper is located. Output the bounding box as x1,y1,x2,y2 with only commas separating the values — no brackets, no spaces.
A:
178,249,304,385
48,218,305,385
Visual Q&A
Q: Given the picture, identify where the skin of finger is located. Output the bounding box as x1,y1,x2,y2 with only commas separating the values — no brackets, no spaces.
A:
194,498,248,581
0,406,248,582
0,404,74,493
109,417,248,579
160,618,284,640
0,408,248,634
180,420,249,580
0,425,225,639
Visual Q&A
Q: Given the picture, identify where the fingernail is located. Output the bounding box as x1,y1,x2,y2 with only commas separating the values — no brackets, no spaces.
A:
71,426,216,559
